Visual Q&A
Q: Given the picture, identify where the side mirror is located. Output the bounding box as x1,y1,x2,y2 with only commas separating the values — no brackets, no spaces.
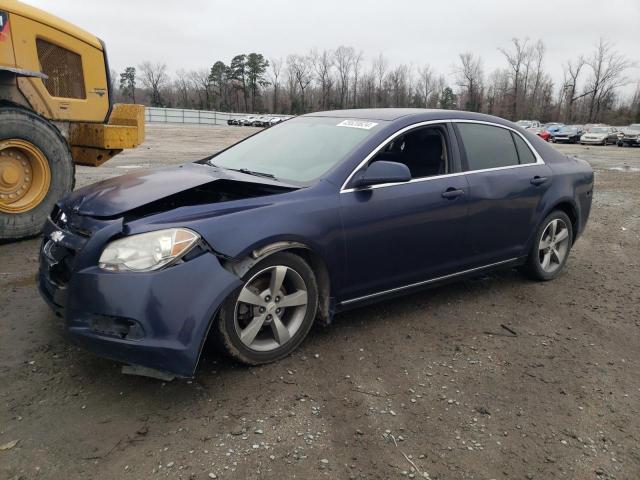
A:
351,161,411,189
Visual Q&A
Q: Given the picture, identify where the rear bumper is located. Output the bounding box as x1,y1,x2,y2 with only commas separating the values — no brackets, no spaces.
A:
38,218,242,377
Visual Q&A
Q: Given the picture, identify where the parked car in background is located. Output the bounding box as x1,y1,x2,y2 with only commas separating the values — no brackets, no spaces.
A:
617,124,640,147
552,125,583,144
542,123,564,134
532,127,551,142
580,126,618,145
269,116,292,126
516,120,541,129
583,124,605,133
241,116,260,126
38,109,593,377
251,116,271,127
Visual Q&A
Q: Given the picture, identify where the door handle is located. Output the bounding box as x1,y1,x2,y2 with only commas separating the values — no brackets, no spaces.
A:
530,176,548,186
441,188,464,199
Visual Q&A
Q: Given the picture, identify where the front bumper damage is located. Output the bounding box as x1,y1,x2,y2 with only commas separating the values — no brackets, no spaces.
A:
38,212,242,377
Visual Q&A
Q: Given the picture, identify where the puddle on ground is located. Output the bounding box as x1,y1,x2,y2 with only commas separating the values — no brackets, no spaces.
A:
607,166,640,172
116,164,151,169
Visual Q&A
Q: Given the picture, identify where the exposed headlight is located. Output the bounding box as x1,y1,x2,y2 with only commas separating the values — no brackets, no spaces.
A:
617,132,624,138
99,228,199,272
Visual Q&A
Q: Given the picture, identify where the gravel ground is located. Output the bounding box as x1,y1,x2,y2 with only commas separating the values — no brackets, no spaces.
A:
1,124,639,480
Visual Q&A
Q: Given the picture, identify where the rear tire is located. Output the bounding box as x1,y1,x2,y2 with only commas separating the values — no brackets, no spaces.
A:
0,107,74,240
523,210,573,281
214,252,319,365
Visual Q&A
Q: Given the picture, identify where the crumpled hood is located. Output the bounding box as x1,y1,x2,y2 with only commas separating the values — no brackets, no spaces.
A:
63,163,294,217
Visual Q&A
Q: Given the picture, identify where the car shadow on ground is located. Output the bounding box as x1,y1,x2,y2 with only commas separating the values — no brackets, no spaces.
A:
47,265,530,402
197,266,529,373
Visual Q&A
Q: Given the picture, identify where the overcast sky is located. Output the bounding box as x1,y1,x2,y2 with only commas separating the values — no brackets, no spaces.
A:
24,0,640,96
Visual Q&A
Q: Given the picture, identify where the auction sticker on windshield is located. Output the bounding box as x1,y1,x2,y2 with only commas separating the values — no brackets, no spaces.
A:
336,120,378,130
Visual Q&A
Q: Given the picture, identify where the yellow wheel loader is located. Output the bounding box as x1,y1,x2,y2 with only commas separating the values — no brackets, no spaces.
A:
0,0,144,240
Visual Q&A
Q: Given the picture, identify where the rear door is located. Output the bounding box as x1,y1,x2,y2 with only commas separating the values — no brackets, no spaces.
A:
454,121,552,266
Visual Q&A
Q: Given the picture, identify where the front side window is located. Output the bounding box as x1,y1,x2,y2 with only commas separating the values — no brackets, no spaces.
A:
457,123,519,171
370,125,449,179
211,116,383,184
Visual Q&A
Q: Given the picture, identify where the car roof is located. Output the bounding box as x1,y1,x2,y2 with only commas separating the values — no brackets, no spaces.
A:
303,108,517,127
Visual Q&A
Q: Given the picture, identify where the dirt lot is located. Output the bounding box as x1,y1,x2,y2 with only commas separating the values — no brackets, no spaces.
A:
1,124,639,480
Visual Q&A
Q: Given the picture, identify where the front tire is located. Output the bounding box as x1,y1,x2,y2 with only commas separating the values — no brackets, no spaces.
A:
0,107,74,240
523,211,573,281
215,252,319,365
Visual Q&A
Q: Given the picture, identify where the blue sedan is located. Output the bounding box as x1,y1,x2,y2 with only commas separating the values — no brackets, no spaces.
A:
38,109,594,377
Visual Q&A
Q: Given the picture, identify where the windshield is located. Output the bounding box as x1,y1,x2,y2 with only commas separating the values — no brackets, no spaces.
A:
210,116,383,184
517,121,532,127
559,127,576,133
590,127,608,133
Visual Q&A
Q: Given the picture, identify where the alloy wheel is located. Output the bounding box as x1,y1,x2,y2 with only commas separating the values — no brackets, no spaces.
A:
234,265,309,352
538,219,570,273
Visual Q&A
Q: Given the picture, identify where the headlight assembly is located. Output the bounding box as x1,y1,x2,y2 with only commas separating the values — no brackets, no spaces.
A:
99,228,200,272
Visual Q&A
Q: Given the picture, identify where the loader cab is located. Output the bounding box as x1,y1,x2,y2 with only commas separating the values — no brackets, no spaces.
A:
0,1,111,122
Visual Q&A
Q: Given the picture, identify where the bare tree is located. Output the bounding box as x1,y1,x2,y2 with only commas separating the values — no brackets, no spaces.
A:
584,38,635,122
139,61,168,107
360,70,376,108
334,45,355,108
632,82,640,122
174,69,191,108
562,57,585,122
373,53,388,107
352,50,364,108
528,41,546,118
499,38,530,119
454,52,484,112
417,64,435,108
269,57,283,113
287,54,313,113
189,69,213,110
428,75,446,109
311,49,334,110
388,64,410,107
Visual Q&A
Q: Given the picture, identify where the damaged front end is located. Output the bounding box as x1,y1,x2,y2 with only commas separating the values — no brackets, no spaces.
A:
38,163,299,377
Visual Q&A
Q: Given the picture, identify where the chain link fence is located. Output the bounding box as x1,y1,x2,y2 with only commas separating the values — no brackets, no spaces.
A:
145,107,288,126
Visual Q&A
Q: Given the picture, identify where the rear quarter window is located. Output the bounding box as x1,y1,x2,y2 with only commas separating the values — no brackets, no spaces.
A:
512,133,537,164
457,123,519,171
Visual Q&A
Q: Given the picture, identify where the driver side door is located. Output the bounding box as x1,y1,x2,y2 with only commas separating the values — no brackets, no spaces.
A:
338,123,471,303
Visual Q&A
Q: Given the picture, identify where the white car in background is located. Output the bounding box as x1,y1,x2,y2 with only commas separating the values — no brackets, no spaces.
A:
580,126,619,145
516,120,541,129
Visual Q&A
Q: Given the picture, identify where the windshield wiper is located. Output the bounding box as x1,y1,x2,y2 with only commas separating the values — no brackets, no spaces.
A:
229,167,277,180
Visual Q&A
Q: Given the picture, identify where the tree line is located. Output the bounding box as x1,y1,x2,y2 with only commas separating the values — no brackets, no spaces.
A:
113,38,640,125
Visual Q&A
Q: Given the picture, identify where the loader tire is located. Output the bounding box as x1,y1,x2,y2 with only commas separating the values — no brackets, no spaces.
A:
0,107,74,241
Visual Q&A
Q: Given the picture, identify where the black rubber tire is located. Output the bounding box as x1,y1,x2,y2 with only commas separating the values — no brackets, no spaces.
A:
214,252,319,365
522,210,573,281
0,107,74,241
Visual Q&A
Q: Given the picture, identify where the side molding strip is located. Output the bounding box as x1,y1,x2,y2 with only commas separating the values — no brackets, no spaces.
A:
340,257,520,306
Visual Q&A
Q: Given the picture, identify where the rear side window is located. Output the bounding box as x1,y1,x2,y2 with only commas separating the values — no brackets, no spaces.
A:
457,123,519,171
512,133,537,164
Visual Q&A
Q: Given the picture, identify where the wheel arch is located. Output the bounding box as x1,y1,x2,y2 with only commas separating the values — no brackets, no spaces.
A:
220,240,334,326
547,199,579,242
